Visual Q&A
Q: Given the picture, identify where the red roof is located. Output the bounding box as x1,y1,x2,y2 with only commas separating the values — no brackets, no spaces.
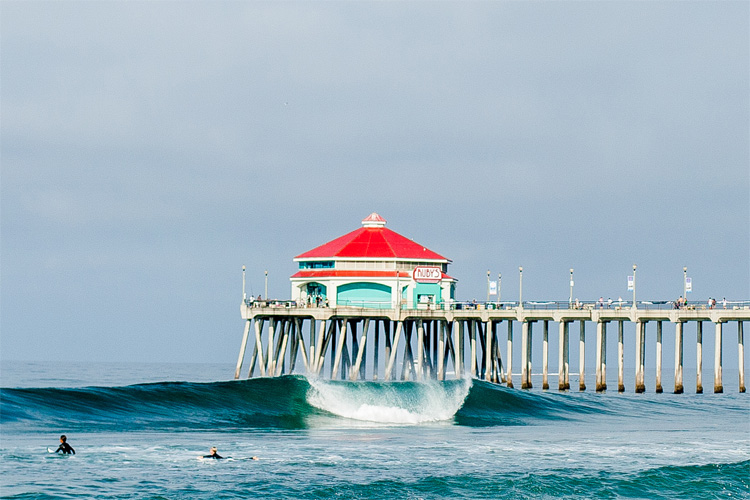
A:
294,214,449,261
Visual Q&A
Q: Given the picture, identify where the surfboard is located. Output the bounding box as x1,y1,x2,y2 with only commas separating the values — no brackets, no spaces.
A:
47,447,56,453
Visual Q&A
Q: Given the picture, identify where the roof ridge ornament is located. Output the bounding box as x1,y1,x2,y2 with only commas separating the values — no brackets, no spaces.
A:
361,212,387,228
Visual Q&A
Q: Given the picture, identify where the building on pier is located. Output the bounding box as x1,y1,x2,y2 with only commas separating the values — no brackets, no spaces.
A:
290,213,456,309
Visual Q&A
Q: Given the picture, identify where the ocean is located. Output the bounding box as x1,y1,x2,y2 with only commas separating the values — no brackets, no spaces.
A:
1,361,748,499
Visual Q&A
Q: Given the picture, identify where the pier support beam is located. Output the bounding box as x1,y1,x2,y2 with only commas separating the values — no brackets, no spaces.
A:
266,320,277,376
579,320,586,391
739,322,746,393
564,322,570,389
673,321,683,394
438,321,446,381
470,321,478,378
696,321,703,393
521,321,533,389
235,320,251,379
254,319,266,377
635,320,646,393
417,320,425,380
714,321,723,393
558,321,569,391
373,321,380,380
542,320,549,390
655,321,662,393
506,321,514,388
385,321,402,381
618,321,624,392
596,321,607,392
350,319,369,381
485,321,493,382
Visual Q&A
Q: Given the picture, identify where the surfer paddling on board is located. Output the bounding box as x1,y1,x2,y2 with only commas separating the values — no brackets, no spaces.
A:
54,435,75,455
201,447,259,460
203,447,224,459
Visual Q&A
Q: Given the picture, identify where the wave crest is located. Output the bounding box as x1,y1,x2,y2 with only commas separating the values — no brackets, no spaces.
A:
306,378,472,424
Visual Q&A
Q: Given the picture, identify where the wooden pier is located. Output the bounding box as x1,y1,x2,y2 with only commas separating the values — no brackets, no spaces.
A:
235,302,748,393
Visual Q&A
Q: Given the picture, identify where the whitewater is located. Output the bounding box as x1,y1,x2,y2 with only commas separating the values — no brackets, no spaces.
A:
1,361,748,499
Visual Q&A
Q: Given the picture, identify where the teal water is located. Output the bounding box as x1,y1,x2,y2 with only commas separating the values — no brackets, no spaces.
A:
1,362,748,499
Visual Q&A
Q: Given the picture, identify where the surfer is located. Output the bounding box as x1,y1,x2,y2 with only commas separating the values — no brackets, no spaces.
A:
55,435,75,455
203,447,224,459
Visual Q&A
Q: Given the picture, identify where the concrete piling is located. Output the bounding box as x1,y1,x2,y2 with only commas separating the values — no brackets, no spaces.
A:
506,320,513,388
739,321,745,393
635,320,646,393
521,321,532,389
696,321,703,393
673,321,683,394
618,321,624,392
579,320,586,391
558,321,567,391
714,321,723,393
542,320,549,390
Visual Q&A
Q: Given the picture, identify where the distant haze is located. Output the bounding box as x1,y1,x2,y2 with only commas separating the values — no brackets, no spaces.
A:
1,1,748,363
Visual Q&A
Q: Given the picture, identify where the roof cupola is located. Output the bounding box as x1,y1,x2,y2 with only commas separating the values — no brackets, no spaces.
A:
361,212,387,228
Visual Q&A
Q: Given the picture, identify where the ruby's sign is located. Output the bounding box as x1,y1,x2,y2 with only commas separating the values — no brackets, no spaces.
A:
412,266,442,283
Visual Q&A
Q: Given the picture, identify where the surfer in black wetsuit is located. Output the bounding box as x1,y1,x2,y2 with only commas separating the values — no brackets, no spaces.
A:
55,435,75,455
203,447,223,459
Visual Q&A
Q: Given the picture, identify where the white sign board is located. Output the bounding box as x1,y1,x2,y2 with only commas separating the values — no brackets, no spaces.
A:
627,276,634,291
685,277,692,292
413,266,442,283
489,281,497,295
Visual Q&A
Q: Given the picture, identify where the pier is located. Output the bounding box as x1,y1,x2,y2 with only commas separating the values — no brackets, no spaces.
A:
235,300,749,393
234,213,747,393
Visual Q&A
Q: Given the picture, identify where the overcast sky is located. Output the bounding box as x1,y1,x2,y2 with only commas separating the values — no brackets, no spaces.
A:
2,1,748,364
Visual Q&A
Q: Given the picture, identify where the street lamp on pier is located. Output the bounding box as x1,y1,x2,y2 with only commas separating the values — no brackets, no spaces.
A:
569,268,574,308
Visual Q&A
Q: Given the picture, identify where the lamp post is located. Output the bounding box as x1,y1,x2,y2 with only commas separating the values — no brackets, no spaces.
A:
264,270,268,300
498,273,502,304
683,267,687,299
569,268,574,308
519,266,523,307
486,270,491,302
242,265,246,301
632,265,637,309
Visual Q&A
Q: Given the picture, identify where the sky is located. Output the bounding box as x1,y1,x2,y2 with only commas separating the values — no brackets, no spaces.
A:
1,1,748,364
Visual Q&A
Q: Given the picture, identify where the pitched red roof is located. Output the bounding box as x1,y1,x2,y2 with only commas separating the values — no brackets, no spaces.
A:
295,214,449,261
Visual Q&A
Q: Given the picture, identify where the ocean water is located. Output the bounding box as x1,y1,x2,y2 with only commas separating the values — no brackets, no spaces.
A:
1,361,748,499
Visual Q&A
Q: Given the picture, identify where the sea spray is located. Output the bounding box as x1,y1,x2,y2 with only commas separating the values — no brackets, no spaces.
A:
305,378,472,424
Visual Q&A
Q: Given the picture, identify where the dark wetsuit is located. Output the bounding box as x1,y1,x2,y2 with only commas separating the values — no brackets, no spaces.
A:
56,442,75,454
203,452,223,459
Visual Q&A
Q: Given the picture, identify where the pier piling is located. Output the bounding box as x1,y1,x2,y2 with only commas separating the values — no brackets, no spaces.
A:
673,321,683,394
542,320,549,390
739,322,745,393
579,321,586,391
696,321,703,393
618,321,625,392
714,321,723,393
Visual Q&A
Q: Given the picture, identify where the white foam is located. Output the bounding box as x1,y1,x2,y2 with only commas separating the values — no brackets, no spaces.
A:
305,378,471,425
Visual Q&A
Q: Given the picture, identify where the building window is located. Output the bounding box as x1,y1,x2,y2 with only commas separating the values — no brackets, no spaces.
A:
299,261,334,269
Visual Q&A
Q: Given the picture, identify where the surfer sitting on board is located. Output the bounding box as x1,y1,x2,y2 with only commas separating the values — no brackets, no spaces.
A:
203,447,224,459
55,435,75,455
